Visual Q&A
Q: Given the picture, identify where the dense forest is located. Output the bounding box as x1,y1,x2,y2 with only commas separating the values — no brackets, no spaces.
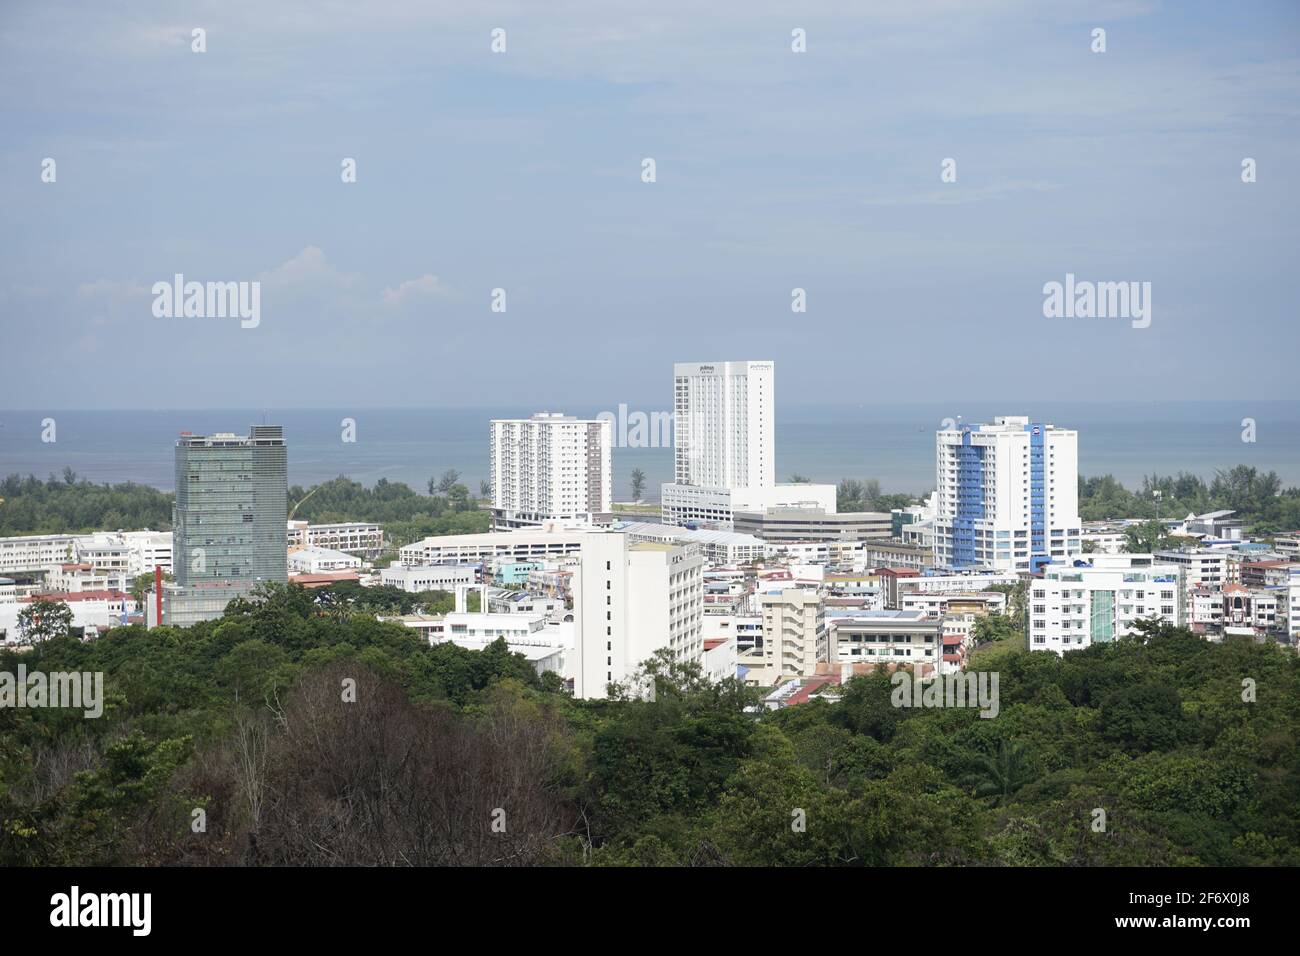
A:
2,583,1296,866
0,472,487,546
0,471,174,534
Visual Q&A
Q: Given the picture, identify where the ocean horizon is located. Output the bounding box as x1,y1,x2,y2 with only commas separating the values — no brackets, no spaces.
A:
2,401,1298,502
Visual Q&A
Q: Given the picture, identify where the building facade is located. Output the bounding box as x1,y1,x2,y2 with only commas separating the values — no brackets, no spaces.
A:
489,413,612,530
167,425,288,624
571,533,704,700
1028,554,1183,654
935,416,1081,572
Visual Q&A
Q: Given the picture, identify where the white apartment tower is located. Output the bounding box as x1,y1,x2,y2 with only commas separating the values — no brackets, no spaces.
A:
571,533,704,699
934,416,1081,572
489,413,613,530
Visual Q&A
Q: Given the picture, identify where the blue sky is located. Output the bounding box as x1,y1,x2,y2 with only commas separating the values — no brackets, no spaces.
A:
1,0,1297,409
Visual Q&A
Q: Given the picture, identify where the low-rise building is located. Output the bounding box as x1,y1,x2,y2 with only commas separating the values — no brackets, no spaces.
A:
823,609,944,676
732,508,891,544
287,521,384,558
380,563,478,593
287,546,362,575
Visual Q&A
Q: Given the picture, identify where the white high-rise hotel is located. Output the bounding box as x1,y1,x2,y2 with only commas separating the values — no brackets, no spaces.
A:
489,413,612,530
674,360,775,489
935,416,1081,573
661,361,834,527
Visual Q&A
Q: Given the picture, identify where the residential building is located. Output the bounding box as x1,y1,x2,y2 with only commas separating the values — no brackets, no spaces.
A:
740,588,825,686
824,609,945,676
571,533,704,700
934,416,1081,572
489,412,612,530
1028,554,1183,654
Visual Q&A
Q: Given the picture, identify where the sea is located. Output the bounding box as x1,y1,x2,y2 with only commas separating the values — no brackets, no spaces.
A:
1,402,1297,501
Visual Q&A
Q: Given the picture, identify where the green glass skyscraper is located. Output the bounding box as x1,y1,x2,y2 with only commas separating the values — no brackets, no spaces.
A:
165,426,287,624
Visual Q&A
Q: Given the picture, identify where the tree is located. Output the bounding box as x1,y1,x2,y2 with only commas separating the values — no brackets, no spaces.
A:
479,479,490,499
965,739,1036,805
17,599,74,643
630,468,646,501
788,473,811,484
435,469,462,495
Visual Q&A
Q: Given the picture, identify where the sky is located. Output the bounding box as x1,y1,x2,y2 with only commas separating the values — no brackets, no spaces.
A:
1,0,1297,410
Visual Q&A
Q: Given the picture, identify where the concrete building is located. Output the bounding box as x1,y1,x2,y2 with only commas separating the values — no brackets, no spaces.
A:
934,416,1081,573
824,609,945,675
1221,584,1281,638
380,563,478,593
1028,554,1183,654
42,563,128,594
489,412,612,530
661,482,837,530
386,609,570,677
0,534,78,577
703,636,739,683
118,530,174,575
898,590,1007,618
733,508,892,544
165,425,288,625
399,526,598,566
860,540,935,572
571,533,704,700
1154,547,1236,601
740,588,825,686
616,521,767,566
892,571,1020,607
660,360,835,527
287,521,384,558
287,546,362,574
1,591,134,645
1175,510,1244,541
1240,560,1298,590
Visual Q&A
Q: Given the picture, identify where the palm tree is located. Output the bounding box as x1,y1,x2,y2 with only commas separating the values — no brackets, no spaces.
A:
965,739,1034,805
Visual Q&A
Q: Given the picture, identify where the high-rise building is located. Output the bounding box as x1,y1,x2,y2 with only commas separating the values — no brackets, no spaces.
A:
661,360,836,527
672,360,775,489
489,412,612,530
164,425,287,625
571,532,704,699
934,416,1080,572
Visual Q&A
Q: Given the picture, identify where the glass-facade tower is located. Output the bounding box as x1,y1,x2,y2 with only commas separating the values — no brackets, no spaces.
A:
173,425,287,587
